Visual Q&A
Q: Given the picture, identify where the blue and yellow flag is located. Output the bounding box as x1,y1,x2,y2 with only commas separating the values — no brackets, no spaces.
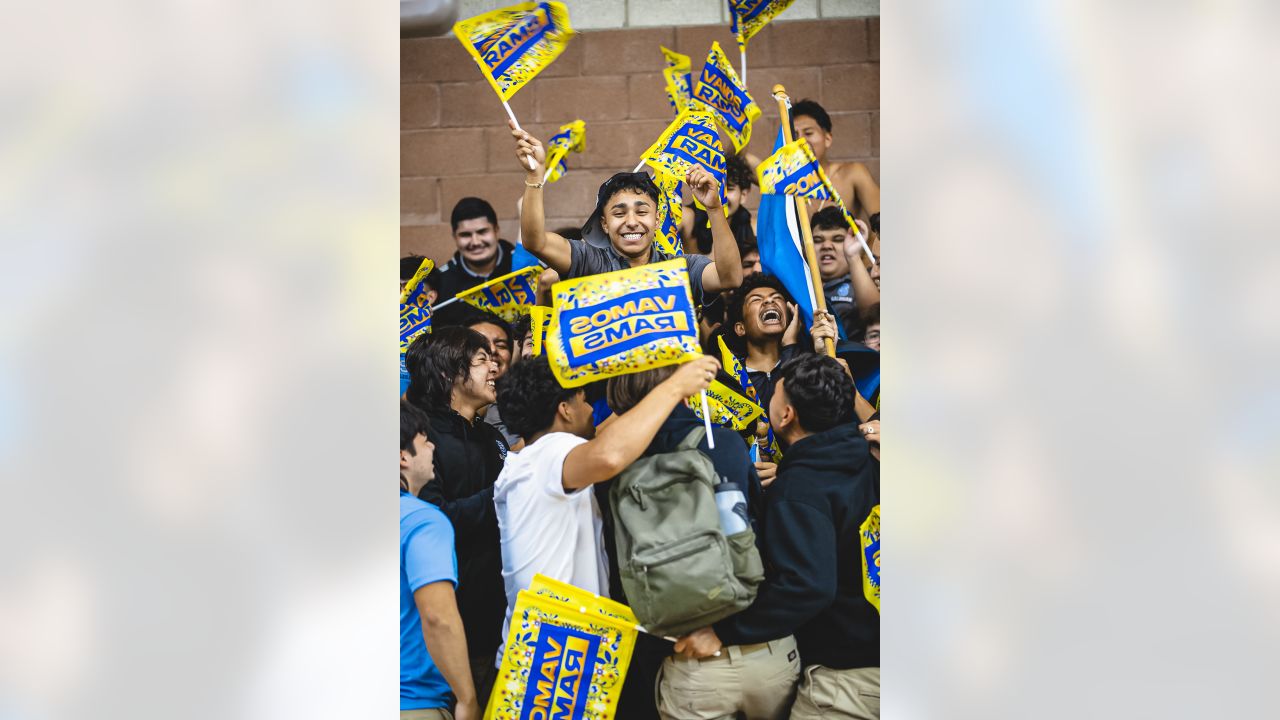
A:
400,257,435,307
453,1,575,103
729,0,796,50
756,137,861,230
654,171,684,257
688,379,765,432
400,304,432,354
716,334,756,403
639,110,727,207
860,505,880,613
661,46,694,115
546,259,701,388
487,580,637,720
693,41,761,153
543,119,586,183
528,305,549,356
455,266,540,324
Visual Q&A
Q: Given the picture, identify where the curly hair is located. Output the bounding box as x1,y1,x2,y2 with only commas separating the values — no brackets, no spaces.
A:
496,355,581,439
775,353,855,433
725,273,794,333
725,153,754,190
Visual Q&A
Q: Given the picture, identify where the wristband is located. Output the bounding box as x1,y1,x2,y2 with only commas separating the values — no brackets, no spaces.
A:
524,179,544,189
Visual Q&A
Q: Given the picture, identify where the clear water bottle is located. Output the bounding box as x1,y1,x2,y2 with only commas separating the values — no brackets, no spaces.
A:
714,477,749,535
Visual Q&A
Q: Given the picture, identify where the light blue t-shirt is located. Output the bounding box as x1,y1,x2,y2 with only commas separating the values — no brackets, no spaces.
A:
401,492,459,710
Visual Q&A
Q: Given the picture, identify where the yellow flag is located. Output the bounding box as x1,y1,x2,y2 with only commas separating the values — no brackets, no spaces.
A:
692,41,761,152
455,266,540,323
399,303,432,354
546,259,701,388
756,137,861,229
716,334,756,403
529,573,638,625
453,1,575,102
660,46,693,115
654,171,684,257
543,119,586,183
860,505,880,613
687,379,765,432
528,305,549,356
729,0,797,50
639,110,727,206
399,257,435,306
486,586,637,720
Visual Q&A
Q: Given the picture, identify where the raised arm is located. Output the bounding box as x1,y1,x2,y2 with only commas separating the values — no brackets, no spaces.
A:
511,121,573,274
847,161,880,219
842,219,880,316
686,165,743,294
560,356,720,490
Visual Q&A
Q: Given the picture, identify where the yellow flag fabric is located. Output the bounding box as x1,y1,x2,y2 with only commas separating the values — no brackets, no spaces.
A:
756,138,861,229
687,379,765,432
546,259,701,388
453,1,575,103
716,335,756,403
544,119,586,183
400,304,432,354
860,505,880,613
660,46,693,115
455,266,541,323
486,584,637,720
639,110,727,206
692,42,761,153
528,305,550,356
653,171,684,257
729,0,796,50
400,257,436,306
529,574,638,625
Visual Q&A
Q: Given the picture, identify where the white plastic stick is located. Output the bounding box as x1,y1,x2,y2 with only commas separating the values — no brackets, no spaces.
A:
699,390,716,449
431,295,462,311
632,159,647,173
740,47,747,85
504,100,537,172
853,229,877,266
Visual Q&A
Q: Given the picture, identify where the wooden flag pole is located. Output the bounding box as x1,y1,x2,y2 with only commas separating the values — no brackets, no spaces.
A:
773,84,835,358
504,100,538,172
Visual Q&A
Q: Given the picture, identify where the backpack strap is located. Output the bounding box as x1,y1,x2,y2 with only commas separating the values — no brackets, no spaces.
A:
676,425,707,452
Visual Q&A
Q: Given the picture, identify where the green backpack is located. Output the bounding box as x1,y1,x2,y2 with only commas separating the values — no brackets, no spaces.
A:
609,426,765,638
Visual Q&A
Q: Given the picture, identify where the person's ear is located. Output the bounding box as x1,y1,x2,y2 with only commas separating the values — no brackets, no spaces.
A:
557,399,574,425
734,321,746,337
399,449,412,472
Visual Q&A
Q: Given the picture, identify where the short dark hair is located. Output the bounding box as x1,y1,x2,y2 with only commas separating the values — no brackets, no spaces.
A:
597,172,659,210
776,353,854,433
810,206,849,233
400,400,433,454
509,313,533,346
458,307,513,354
725,154,754,190
496,355,581,438
606,364,677,415
862,302,879,327
791,99,832,133
726,273,793,332
405,326,491,409
450,197,498,233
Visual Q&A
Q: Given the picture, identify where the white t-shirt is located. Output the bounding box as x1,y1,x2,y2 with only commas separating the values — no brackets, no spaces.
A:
493,431,610,660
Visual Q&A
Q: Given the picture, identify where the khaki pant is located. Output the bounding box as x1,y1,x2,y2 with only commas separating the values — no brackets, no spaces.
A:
400,708,453,720
657,636,800,720
789,665,879,720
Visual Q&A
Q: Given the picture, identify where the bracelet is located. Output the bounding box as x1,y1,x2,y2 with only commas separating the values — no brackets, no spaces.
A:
524,179,544,189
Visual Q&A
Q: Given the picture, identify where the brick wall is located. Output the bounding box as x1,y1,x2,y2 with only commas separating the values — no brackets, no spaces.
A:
402,17,879,263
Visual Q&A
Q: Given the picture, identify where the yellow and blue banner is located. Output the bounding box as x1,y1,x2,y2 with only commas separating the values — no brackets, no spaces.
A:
528,305,550,356
654,171,684,257
454,1,575,103
688,379,765,432
757,137,861,230
400,303,433,395
455,266,541,324
546,259,701,388
716,334,756,403
660,46,693,115
639,110,727,207
728,0,796,50
544,119,586,183
486,578,637,720
860,505,880,613
692,41,760,153
400,257,436,307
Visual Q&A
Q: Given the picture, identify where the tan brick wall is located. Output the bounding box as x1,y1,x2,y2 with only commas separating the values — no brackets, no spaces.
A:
401,17,879,263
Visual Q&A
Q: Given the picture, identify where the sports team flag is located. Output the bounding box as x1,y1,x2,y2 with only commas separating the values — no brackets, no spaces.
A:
756,137,861,231
543,119,586,183
400,303,433,396
546,259,701,388
400,257,435,307
728,0,796,51
687,379,765,432
638,110,727,206
487,576,638,720
453,1,575,103
692,41,761,152
860,505,880,613
528,305,550,356
660,46,694,115
756,128,818,329
653,171,684,257
454,265,541,324
716,334,756,403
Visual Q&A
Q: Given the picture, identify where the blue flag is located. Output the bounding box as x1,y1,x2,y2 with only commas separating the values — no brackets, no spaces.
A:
755,128,817,329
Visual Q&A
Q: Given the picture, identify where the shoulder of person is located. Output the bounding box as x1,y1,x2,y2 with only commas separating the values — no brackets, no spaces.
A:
400,494,450,529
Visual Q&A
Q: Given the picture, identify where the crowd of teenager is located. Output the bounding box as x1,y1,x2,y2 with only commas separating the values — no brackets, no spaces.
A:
400,99,881,720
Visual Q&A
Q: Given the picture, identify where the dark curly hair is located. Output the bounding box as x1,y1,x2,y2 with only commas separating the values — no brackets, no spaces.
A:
775,353,855,433
496,355,582,439
725,273,794,334
400,400,433,454
725,154,754,190
404,326,492,411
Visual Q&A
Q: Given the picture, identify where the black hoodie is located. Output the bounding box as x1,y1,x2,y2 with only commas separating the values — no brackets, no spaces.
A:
713,421,880,669
434,239,517,303
418,406,509,661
